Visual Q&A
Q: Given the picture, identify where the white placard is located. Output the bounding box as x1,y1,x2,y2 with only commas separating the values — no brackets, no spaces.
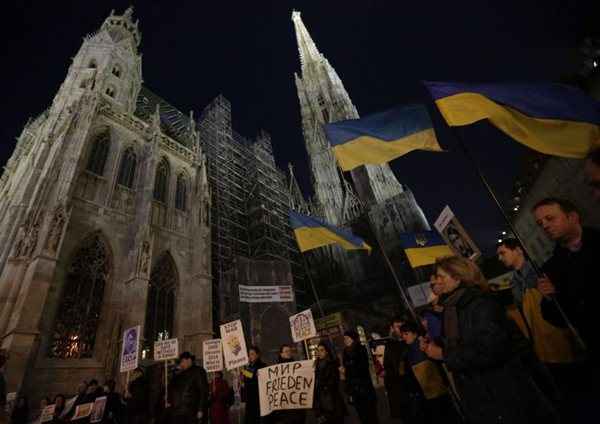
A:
40,404,56,423
289,309,317,343
258,360,315,416
154,338,179,361
203,339,224,373
72,402,93,420
408,282,435,307
434,205,481,260
239,285,294,303
89,396,107,423
120,325,140,373
6,392,16,402
219,320,249,370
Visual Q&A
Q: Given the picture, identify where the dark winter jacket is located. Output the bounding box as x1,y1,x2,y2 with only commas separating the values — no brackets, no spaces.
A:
541,226,599,354
383,337,410,418
242,358,265,424
441,285,559,424
342,343,376,403
127,375,149,419
270,357,306,424
168,365,209,421
314,357,346,421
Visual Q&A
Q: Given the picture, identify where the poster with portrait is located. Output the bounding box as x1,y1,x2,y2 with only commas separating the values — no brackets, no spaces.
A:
72,402,93,420
120,325,140,372
289,309,317,343
39,404,56,422
203,339,224,373
219,320,249,370
434,206,481,260
89,396,107,423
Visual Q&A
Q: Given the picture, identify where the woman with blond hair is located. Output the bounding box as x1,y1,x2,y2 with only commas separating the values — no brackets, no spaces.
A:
420,256,558,424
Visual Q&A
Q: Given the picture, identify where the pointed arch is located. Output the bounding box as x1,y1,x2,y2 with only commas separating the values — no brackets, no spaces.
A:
116,147,137,188
86,131,111,176
144,251,178,345
153,157,170,203
175,171,188,211
49,231,112,359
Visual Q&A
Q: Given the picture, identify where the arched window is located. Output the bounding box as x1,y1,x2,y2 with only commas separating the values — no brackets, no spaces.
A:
88,60,97,69
116,148,137,188
175,173,187,211
49,233,110,359
112,64,122,78
144,253,177,344
105,86,116,98
153,158,170,203
86,133,110,176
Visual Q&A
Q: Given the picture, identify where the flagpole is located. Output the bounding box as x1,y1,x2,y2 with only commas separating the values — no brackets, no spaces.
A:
300,253,326,318
452,127,586,351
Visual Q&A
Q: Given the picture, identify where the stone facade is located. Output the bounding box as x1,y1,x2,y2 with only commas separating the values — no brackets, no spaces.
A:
0,8,212,401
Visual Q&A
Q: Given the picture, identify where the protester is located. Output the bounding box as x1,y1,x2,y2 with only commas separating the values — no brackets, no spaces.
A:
31,397,51,423
9,395,28,424
84,379,103,403
584,147,600,201
102,380,123,424
342,330,379,424
124,367,149,424
167,352,208,424
52,394,66,423
209,371,233,424
420,255,558,424
383,315,410,423
270,345,305,424
313,342,346,424
241,346,265,424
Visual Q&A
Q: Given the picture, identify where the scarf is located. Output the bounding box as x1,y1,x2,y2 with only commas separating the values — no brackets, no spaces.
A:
441,286,468,350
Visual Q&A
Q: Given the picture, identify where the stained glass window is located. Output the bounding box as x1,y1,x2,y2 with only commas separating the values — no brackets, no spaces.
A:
175,173,187,211
153,158,170,203
86,133,110,176
144,253,177,345
49,233,110,359
116,148,137,188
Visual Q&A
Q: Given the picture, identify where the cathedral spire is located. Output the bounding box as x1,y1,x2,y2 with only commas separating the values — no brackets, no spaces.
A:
291,11,322,68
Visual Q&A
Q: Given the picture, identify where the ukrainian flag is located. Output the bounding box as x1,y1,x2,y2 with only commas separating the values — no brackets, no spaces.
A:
399,231,453,268
324,105,442,171
289,211,371,253
425,81,600,158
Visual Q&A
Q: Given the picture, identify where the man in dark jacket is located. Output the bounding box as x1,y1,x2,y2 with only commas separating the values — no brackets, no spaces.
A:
168,352,209,424
383,315,409,422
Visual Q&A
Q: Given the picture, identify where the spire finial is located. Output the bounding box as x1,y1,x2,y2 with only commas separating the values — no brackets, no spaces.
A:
291,11,321,68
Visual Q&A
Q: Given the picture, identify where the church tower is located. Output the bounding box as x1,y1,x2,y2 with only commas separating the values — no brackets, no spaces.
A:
0,8,212,401
292,11,405,221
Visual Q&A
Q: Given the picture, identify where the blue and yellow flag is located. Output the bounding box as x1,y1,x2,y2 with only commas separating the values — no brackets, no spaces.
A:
425,81,600,158
399,231,453,268
289,211,371,253
324,105,442,171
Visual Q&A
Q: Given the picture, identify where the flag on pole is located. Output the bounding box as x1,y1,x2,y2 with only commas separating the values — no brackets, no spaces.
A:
399,231,453,268
289,211,371,253
424,81,600,158
324,105,442,171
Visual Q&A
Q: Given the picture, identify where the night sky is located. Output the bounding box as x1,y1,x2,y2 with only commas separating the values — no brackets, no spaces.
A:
1,0,595,254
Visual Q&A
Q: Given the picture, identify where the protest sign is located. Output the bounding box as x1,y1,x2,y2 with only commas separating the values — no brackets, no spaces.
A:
289,309,317,343
72,402,93,420
203,339,224,373
258,360,315,416
89,396,107,423
120,325,140,372
408,282,435,307
40,404,55,423
239,285,294,303
434,206,480,260
220,320,249,370
154,338,179,361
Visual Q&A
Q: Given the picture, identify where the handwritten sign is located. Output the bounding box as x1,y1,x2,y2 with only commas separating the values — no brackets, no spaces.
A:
203,339,224,373
219,320,249,370
72,402,93,420
258,360,315,416
408,282,436,307
154,338,179,361
289,309,317,342
40,404,56,423
120,325,140,372
89,396,107,423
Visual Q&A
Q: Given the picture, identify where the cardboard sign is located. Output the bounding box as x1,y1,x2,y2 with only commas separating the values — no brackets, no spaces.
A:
72,402,93,420
434,206,480,260
40,404,56,423
154,338,179,361
219,320,249,370
258,360,315,416
239,285,294,303
408,282,435,307
120,325,140,372
203,339,224,373
89,396,107,423
289,309,317,343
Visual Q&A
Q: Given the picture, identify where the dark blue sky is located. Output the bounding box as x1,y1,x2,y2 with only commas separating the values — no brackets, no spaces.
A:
0,0,594,253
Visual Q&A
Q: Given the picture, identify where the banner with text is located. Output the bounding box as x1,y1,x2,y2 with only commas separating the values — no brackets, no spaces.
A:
120,325,140,372
203,339,224,373
220,320,249,370
408,282,435,307
239,285,294,303
154,338,179,361
258,360,315,416
40,404,56,423
434,206,481,261
289,309,317,343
